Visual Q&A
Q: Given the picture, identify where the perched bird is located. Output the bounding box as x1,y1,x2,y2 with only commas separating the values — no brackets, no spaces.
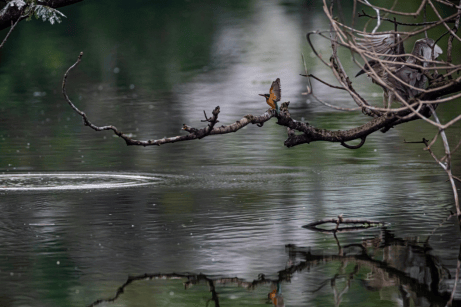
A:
259,78,281,115
390,38,442,100
355,33,406,78
355,34,442,107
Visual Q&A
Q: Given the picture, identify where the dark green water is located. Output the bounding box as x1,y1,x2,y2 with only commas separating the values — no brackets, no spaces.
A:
0,0,461,306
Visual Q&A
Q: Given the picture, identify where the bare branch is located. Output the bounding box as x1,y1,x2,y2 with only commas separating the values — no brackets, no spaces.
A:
0,14,23,49
357,0,427,17
447,0,461,63
357,10,455,27
428,0,461,43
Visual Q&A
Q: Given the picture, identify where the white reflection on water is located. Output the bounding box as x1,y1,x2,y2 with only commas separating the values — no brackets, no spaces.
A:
0,173,161,191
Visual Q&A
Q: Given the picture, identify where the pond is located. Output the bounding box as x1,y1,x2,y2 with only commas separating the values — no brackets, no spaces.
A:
0,0,460,306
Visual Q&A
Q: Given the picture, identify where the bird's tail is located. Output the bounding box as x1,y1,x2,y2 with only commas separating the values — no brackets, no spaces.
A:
275,102,280,116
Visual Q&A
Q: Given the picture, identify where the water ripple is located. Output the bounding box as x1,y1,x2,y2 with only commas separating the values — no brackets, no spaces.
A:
0,173,163,191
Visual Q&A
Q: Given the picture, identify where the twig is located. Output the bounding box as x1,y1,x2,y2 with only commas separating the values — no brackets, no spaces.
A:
357,0,427,16
0,14,23,49
447,245,461,306
426,211,456,242
300,73,347,91
447,0,461,64
428,0,461,43
357,11,452,27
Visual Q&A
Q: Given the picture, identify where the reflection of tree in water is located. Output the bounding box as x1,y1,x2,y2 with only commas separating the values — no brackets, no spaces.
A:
91,228,460,307
293,229,457,307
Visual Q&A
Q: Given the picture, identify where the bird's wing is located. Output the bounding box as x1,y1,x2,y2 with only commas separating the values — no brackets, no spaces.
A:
421,42,443,61
356,33,405,61
270,78,281,102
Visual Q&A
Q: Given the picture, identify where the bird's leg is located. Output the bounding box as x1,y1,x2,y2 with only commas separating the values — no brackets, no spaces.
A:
385,91,394,110
382,91,388,108
387,93,393,110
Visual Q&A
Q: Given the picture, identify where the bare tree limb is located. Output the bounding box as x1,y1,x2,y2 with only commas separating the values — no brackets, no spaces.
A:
0,14,22,49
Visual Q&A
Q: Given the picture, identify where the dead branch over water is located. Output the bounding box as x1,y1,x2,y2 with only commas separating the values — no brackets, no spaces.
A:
62,0,461,219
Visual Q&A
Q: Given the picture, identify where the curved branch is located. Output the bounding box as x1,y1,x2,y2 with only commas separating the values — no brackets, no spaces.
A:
340,137,366,149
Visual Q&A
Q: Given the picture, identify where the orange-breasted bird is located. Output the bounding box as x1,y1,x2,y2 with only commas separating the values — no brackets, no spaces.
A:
259,78,281,115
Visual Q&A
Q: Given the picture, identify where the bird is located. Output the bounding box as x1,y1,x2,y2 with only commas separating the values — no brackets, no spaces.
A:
355,34,442,107
259,78,281,115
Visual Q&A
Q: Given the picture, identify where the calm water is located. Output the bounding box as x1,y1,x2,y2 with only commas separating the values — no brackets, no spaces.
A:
1,0,461,306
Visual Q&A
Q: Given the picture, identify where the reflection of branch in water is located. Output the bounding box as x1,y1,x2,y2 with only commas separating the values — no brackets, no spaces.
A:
90,272,281,307
448,245,461,306
332,265,358,307
426,211,456,243
90,229,460,307
288,229,458,306
89,273,222,307
307,264,359,306
303,215,385,233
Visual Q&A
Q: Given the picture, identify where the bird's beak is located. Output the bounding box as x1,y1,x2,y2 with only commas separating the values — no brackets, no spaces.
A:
259,94,265,97
355,69,366,78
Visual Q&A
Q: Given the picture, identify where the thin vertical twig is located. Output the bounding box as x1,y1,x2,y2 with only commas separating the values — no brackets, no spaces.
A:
447,0,461,64
427,106,460,218
447,245,461,306
0,15,23,49
424,3,428,38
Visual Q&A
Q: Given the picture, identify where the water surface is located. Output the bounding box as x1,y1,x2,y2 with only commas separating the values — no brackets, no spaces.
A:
0,0,460,306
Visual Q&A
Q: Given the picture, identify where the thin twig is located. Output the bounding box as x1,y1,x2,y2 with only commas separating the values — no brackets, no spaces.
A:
358,11,452,26
0,14,23,49
447,0,461,64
